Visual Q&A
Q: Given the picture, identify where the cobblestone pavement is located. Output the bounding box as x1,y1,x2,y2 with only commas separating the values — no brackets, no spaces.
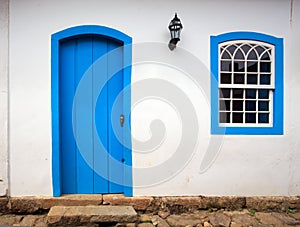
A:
0,209,300,227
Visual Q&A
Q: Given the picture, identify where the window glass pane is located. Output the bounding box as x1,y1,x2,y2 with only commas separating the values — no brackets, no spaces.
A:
246,89,256,99
221,61,231,71
261,52,270,60
260,74,271,85
246,113,256,123
219,112,230,123
220,73,231,84
232,112,243,123
246,100,256,111
234,61,245,72
260,62,271,72
221,50,231,59
247,74,258,84
219,100,230,111
219,88,230,98
234,73,245,84
258,113,269,123
234,49,244,60
241,44,251,54
233,89,243,98
258,101,269,111
233,100,243,111
255,46,265,56
258,89,269,99
247,61,258,72
227,45,237,55
248,49,258,60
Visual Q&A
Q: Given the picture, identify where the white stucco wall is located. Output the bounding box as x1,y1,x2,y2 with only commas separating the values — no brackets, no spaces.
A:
0,0,9,196
7,0,300,196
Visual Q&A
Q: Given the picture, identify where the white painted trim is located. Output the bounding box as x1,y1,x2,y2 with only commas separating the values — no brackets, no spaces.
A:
0,0,9,196
218,40,275,126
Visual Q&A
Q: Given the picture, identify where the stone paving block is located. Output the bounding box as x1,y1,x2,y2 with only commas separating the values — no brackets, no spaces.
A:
158,211,170,219
255,212,284,225
126,223,137,227
203,221,212,227
0,214,22,226
46,206,68,224
19,214,47,226
271,212,300,225
166,214,204,227
208,212,231,227
231,213,259,226
47,205,137,225
290,212,300,220
19,215,36,226
151,215,170,227
103,194,153,210
33,215,47,227
137,223,155,227
139,214,153,222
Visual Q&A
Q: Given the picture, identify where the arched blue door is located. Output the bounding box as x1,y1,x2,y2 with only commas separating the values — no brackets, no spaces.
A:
51,26,132,196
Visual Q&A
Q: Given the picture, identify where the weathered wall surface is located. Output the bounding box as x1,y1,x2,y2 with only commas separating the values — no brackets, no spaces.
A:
0,0,9,196
6,0,300,196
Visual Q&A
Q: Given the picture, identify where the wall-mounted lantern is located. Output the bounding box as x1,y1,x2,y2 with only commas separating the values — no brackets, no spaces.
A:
168,13,183,51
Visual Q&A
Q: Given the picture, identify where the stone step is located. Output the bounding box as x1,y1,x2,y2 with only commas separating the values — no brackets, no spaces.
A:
47,205,137,225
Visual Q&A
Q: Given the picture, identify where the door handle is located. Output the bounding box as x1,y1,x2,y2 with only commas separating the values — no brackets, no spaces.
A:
120,114,124,127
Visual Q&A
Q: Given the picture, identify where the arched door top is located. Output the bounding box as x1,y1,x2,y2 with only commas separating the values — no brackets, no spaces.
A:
52,25,132,45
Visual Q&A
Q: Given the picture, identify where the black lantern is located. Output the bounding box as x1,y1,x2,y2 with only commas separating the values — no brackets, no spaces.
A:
168,13,183,50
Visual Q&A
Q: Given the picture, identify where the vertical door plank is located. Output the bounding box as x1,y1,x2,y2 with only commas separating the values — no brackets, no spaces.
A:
60,40,77,193
93,37,109,193
107,41,124,193
75,37,94,193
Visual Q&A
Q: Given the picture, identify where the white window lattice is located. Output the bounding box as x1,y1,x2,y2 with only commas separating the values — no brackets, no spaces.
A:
218,40,274,126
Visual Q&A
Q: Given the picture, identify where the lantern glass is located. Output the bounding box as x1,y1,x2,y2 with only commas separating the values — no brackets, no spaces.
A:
171,29,181,40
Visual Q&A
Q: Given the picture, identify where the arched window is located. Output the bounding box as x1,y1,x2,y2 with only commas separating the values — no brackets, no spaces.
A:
211,32,283,135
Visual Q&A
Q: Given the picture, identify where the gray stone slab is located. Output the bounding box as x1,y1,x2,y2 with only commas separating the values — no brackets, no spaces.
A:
47,205,137,225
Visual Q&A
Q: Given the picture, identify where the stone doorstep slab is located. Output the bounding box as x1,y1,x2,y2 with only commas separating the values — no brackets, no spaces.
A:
47,205,138,225
8,194,103,213
103,194,153,210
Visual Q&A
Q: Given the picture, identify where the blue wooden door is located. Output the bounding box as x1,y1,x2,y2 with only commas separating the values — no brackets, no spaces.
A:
59,36,124,194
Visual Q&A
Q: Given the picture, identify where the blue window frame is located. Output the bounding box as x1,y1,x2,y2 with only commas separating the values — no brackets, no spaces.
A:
211,32,283,135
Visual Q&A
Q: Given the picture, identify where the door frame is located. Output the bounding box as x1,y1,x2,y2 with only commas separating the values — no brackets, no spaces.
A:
51,25,132,196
